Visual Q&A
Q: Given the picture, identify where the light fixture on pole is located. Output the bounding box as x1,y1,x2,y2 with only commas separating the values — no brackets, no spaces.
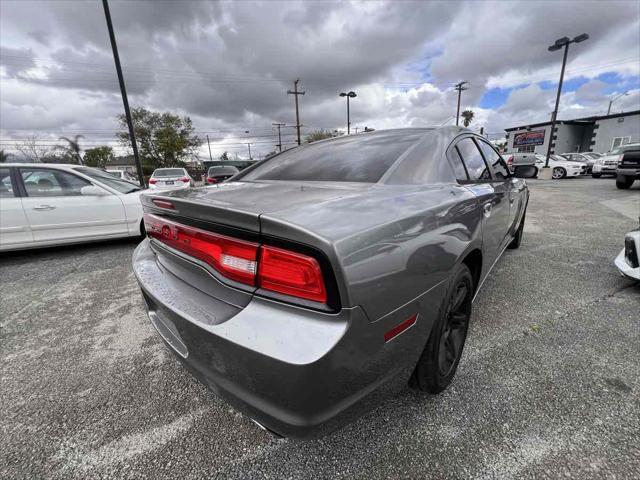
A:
339,91,357,134
543,33,589,168
607,91,629,115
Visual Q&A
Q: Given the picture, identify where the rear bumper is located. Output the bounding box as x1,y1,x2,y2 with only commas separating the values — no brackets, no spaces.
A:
149,183,190,191
132,239,443,438
617,168,640,179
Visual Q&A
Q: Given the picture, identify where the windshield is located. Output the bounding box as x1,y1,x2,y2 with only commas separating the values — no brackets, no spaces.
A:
240,130,425,183
74,167,141,193
584,153,600,159
153,168,185,177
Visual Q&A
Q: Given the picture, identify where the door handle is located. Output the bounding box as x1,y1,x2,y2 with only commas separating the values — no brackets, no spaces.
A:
483,202,492,218
33,205,56,211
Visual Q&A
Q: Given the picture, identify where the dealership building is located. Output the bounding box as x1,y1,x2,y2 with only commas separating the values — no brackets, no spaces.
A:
504,110,639,155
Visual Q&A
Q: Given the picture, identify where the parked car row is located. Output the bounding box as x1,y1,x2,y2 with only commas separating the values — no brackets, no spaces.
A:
504,153,586,178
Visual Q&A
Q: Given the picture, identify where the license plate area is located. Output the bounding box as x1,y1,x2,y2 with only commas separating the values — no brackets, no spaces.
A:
165,181,175,185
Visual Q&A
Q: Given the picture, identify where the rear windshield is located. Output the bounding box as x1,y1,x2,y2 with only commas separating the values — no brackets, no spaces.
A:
153,168,184,177
208,166,239,176
240,131,425,183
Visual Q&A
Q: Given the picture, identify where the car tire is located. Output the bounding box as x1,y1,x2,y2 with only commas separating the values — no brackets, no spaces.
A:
592,173,601,178
552,167,566,179
508,212,525,249
616,175,634,189
411,263,473,394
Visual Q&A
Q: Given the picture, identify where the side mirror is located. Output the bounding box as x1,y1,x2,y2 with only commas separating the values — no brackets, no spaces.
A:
513,165,538,179
81,185,109,196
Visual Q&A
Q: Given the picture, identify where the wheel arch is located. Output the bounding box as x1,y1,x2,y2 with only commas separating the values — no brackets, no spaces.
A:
460,248,483,293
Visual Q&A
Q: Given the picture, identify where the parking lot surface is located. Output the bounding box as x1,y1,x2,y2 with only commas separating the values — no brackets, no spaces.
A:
1,178,639,479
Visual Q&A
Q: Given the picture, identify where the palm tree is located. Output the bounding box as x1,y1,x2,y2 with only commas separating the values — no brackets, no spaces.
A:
0,149,11,163
57,135,84,164
461,110,475,127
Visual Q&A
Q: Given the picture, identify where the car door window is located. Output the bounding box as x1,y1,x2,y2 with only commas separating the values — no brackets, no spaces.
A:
449,147,469,182
455,138,492,181
0,168,15,197
21,168,91,197
477,139,510,180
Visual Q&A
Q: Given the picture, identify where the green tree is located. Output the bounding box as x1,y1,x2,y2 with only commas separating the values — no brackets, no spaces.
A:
219,151,230,161
0,149,11,163
304,129,343,143
84,146,114,168
116,107,201,168
461,110,475,127
56,135,84,164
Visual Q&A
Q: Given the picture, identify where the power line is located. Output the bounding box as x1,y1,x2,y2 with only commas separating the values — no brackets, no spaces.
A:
287,79,305,146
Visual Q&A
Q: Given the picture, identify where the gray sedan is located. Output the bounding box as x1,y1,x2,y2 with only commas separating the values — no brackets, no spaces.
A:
132,127,533,438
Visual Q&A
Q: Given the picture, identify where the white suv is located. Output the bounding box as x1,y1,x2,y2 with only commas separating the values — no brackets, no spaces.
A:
593,143,640,178
149,168,194,191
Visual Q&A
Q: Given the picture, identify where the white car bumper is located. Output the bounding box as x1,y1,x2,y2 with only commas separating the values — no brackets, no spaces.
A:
615,231,640,281
149,182,190,191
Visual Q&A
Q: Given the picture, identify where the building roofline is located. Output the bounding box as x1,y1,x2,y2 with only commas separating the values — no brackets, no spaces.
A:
504,109,640,132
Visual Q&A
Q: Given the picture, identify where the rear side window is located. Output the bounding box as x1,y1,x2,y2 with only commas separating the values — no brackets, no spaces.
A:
450,148,469,182
456,138,491,181
477,140,510,180
0,168,14,198
241,132,424,183
20,168,90,197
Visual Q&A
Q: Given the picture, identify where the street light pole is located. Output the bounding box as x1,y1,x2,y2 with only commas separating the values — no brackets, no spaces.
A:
246,143,252,160
607,91,629,115
544,33,589,168
102,0,145,187
339,91,357,134
272,122,285,152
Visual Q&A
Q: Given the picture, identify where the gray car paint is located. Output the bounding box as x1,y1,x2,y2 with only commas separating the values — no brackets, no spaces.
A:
133,126,529,437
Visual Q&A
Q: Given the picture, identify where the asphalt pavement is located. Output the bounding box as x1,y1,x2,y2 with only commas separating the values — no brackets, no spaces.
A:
1,177,638,479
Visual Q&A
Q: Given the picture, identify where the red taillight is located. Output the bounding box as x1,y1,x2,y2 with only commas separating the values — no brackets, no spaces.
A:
144,213,258,285
258,245,327,303
149,178,157,184
144,214,329,304
207,177,217,184
180,177,190,183
506,156,513,166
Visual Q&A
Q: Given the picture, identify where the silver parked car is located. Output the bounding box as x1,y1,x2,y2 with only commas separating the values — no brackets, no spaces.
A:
133,127,534,438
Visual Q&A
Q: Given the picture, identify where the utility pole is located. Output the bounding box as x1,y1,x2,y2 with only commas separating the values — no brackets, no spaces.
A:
272,122,286,152
354,127,359,134
206,134,213,161
454,81,469,126
102,0,145,187
544,33,589,168
246,143,252,160
287,79,305,145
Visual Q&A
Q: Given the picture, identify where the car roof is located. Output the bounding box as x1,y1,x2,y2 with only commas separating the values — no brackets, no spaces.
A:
1,163,82,169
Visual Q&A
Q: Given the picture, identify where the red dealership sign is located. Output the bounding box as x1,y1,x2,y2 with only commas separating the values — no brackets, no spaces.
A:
513,130,546,146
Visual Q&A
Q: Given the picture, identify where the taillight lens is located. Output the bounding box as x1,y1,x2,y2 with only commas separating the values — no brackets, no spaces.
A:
144,214,329,304
258,245,327,303
149,178,157,184
207,177,217,184
180,177,190,183
507,156,513,165
144,213,258,285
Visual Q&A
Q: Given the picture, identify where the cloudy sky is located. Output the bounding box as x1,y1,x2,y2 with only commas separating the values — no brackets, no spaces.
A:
1,0,639,160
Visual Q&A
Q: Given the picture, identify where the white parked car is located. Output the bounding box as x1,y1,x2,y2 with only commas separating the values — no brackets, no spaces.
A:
615,225,640,281
149,167,194,191
593,143,640,178
534,154,586,179
0,164,145,252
